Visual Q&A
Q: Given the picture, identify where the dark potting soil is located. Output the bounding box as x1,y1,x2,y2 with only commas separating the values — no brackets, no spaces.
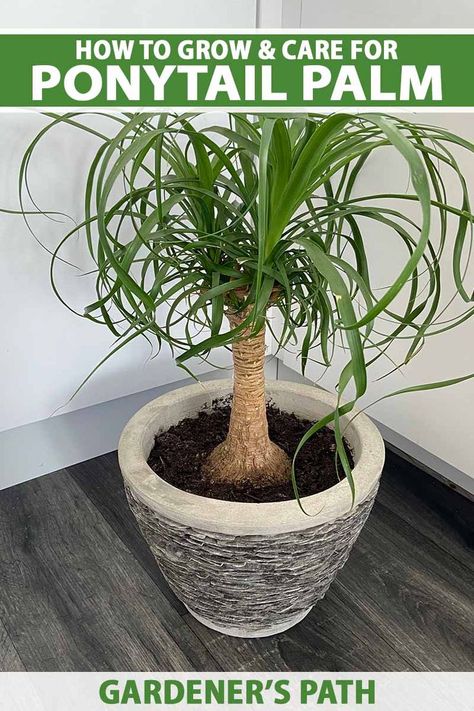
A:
147,402,354,503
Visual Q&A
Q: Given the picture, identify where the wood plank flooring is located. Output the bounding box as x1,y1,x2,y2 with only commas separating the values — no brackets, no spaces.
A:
0,448,472,671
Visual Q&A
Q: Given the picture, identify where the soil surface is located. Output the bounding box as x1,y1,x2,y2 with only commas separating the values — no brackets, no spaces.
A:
147,402,354,503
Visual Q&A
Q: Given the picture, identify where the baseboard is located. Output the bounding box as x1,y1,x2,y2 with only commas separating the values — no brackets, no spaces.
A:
276,361,474,500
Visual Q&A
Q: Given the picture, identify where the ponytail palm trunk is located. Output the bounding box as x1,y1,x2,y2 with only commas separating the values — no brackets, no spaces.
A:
204,307,290,486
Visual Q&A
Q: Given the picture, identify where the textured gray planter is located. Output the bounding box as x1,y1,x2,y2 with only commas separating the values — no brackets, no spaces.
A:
118,379,385,637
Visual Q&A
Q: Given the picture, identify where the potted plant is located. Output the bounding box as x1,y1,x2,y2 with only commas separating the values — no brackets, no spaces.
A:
13,112,474,637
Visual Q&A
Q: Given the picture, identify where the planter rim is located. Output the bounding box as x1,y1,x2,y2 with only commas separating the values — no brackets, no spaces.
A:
118,379,385,535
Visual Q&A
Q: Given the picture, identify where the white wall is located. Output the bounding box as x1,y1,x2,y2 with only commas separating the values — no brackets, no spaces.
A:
0,1,259,436
3,0,256,29
0,111,245,433
300,0,474,27
274,2,474,484
280,113,474,480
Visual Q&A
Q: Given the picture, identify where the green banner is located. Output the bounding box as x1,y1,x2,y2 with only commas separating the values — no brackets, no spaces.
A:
0,32,473,109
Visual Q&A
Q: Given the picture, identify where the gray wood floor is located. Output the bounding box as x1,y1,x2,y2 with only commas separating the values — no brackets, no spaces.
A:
0,448,472,671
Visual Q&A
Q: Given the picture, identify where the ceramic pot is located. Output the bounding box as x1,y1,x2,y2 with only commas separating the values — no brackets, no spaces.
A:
118,379,385,637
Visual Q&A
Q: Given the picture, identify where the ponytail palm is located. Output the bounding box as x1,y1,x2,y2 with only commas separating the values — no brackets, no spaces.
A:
16,112,474,490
